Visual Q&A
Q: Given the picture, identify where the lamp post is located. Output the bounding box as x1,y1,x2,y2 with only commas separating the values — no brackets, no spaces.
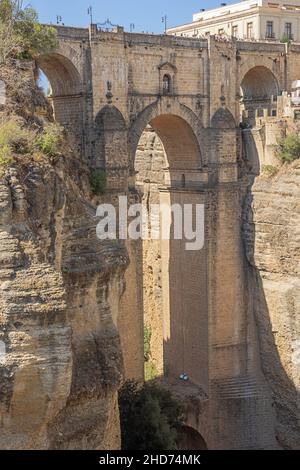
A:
88,6,93,25
162,15,167,34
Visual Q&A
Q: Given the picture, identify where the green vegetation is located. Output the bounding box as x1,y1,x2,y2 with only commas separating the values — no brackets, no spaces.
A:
240,120,251,130
35,123,64,157
280,33,289,44
145,361,158,382
144,325,158,381
0,119,64,172
0,0,58,64
144,325,151,362
0,144,13,169
0,118,31,170
119,381,183,450
277,133,300,163
261,164,279,177
90,169,107,195
0,118,31,151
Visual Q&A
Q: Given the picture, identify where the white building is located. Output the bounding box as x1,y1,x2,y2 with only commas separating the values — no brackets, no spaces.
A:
167,0,300,42
291,80,300,105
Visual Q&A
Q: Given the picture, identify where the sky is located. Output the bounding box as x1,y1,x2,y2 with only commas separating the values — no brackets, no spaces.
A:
29,0,232,34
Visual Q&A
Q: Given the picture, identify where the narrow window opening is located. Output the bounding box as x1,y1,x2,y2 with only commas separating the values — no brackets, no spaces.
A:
163,74,172,95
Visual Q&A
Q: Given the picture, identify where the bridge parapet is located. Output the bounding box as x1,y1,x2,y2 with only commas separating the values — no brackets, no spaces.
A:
237,40,286,53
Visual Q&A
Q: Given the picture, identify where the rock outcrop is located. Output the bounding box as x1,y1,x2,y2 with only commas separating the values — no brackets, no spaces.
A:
0,155,127,449
243,160,300,449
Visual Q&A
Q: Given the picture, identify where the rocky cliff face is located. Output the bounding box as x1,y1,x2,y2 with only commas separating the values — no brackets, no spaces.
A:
243,160,300,449
0,150,127,449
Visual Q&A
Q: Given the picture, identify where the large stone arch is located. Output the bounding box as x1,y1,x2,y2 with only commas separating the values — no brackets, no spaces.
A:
36,49,84,153
119,97,209,390
128,99,203,172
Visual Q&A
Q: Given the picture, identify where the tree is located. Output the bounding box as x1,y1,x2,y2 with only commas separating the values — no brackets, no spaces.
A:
0,0,58,64
119,381,183,450
277,133,300,163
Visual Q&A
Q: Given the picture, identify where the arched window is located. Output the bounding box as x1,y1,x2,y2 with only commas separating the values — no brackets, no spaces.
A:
163,74,172,95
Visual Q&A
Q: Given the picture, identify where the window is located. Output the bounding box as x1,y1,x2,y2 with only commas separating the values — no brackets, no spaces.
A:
218,28,225,35
285,22,292,39
266,21,274,38
247,22,253,38
163,74,171,95
232,25,238,37
257,109,264,117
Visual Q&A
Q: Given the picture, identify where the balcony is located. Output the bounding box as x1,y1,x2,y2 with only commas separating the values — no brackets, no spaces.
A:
265,32,275,39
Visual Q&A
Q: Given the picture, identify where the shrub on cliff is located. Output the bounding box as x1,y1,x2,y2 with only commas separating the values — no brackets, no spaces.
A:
0,144,13,170
0,0,58,64
144,325,151,362
261,164,279,177
277,133,300,163
35,123,64,157
144,326,158,381
119,381,183,450
0,118,33,171
0,118,32,151
90,169,107,195
0,119,64,169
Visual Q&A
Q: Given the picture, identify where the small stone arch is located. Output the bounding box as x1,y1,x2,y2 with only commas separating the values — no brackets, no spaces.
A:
211,107,236,129
95,105,126,132
94,105,127,172
241,66,279,102
37,52,82,97
240,65,280,124
177,426,208,450
210,108,239,166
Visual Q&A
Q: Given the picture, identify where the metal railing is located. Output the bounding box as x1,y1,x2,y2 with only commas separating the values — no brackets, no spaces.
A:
265,32,276,39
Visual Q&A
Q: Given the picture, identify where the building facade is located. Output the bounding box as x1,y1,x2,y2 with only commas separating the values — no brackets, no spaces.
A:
167,0,300,42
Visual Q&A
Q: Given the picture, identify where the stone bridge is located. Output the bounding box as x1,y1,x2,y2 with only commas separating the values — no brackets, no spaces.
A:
37,25,300,449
